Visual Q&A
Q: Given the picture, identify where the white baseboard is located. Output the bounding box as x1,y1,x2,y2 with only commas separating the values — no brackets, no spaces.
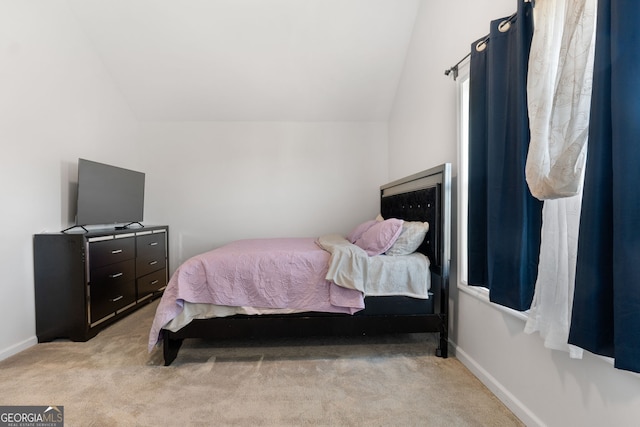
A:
0,336,38,362
453,342,546,427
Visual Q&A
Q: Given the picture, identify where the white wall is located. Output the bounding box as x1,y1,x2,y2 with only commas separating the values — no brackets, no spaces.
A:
389,1,640,426
0,1,140,359
389,0,508,179
138,121,388,271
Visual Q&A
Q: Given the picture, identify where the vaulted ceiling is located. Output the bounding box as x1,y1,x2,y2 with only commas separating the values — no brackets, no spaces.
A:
67,0,421,121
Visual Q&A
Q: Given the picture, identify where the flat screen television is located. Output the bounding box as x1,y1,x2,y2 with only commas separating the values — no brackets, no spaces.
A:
75,158,145,228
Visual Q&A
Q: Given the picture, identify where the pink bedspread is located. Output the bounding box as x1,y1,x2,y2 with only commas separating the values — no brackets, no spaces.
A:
148,238,365,350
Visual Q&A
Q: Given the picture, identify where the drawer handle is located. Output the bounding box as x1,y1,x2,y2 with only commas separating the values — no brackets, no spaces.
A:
148,260,158,266
149,242,159,246
109,272,123,279
111,249,123,254
110,295,124,302
150,280,159,285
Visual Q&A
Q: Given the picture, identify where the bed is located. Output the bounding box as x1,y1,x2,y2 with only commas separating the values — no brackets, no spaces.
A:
150,163,451,366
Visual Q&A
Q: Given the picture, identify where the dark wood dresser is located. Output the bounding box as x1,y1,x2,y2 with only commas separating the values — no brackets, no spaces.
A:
33,225,168,341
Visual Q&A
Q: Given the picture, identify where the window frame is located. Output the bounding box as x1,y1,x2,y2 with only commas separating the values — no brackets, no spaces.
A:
456,62,470,287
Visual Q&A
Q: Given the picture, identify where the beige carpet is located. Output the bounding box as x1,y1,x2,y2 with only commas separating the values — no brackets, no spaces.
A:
0,301,523,426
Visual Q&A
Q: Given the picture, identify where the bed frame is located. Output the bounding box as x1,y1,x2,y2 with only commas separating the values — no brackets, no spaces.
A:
161,163,451,365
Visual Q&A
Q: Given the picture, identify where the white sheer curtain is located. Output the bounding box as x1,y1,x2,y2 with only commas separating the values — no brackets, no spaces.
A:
524,0,597,358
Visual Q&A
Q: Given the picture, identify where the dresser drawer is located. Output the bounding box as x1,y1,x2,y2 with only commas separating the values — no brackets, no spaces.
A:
137,233,166,255
90,279,136,324
89,237,135,268
136,255,165,277
90,259,135,285
137,268,167,299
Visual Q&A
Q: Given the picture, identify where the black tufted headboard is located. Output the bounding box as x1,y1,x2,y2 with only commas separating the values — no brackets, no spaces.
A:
379,163,450,278
380,186,441,269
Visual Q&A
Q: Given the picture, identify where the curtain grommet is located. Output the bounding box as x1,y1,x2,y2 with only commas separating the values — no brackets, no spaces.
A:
499,20,511,32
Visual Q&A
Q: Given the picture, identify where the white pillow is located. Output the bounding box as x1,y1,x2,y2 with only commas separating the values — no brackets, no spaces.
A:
385,221,429,256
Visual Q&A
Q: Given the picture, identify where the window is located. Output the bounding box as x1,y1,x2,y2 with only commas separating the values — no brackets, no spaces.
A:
456,63,470,287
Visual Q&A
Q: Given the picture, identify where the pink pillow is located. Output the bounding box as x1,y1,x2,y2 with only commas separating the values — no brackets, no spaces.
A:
346,219,378,243
354,219,404,256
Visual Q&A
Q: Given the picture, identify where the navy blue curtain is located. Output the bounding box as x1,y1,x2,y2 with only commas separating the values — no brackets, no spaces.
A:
569,0,640,373
467,36,488,288
467,0,543,311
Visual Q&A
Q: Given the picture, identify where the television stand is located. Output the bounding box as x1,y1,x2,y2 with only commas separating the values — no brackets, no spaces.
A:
61,225,89,233
34,225,169,341
116,222,144,230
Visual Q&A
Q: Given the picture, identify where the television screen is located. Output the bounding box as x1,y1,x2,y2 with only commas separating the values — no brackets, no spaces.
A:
76,158,145,226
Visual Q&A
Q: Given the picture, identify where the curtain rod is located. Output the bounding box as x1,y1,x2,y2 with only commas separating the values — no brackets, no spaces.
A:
444,52,471,81
444,5,526,81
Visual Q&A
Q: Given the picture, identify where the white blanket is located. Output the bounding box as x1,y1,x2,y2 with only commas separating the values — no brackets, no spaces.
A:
316,234,430,299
